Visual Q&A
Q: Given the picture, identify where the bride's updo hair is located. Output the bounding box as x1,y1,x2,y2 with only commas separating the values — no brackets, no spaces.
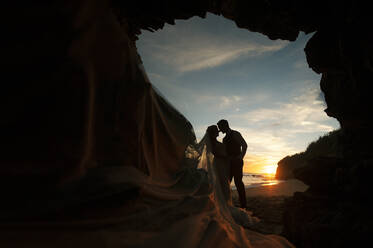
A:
206,125,219,142
207,125,218,136
205,125,219,154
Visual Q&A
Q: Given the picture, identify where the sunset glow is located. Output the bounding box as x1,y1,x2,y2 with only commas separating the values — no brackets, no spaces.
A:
263,165,278,175
243,155,279,175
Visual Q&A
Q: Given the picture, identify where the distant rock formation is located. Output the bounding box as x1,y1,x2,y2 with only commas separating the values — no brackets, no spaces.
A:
276,129,341,180
275,153,305,180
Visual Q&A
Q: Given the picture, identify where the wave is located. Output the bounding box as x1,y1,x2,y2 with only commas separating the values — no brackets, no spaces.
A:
231,173,282,189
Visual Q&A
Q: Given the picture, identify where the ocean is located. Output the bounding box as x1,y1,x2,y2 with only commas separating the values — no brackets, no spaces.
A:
231,173,283,189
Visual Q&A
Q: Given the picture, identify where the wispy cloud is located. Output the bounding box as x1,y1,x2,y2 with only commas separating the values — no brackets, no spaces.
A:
181,43,286,72
293,60,308,69
239,127,298,166
231,85,336,134
193,94,244,109
138,18,288,73
147,41,287,73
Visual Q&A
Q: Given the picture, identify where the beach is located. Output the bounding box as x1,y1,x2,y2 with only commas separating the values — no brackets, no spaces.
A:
232,179,308,234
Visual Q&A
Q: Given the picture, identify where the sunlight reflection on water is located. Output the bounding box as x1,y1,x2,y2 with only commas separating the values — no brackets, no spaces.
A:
231,173,282,189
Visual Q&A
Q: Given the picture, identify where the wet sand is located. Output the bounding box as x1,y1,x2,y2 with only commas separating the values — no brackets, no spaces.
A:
232,179,308,234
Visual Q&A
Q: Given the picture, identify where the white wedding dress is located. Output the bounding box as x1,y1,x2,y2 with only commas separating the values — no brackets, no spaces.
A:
199,138,260,228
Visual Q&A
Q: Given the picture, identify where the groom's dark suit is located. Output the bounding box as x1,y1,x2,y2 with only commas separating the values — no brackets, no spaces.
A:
223,130,247,209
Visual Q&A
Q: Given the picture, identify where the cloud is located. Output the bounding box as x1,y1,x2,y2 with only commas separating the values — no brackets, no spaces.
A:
232,85,336,134
240,128,297,157
138,17,288,73
180,43,286,72
293,60,308,69
147,41,287,73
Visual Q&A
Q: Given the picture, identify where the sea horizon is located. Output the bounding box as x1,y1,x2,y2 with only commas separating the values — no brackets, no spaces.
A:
231,172,283,189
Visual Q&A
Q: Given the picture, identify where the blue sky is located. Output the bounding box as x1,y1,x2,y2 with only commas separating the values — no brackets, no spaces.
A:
136,13,339,174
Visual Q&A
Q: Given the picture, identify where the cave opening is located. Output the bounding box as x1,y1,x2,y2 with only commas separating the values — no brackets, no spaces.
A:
136,13,339,175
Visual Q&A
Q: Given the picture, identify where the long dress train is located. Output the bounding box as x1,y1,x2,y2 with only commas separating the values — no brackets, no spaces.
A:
0,53,294,248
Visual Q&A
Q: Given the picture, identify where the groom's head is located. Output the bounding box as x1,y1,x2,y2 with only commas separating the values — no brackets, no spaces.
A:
217,119,229,133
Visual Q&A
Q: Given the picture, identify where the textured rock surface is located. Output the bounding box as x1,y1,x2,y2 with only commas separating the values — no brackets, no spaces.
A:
282,154,373,247
276,129,342,180
275,154,305,180
3,1,373,247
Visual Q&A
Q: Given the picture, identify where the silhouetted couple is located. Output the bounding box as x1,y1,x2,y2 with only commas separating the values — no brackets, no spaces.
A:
207,119,248,209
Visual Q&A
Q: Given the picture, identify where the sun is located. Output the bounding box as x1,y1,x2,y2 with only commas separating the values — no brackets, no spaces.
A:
243,156,279,175
263,165,277,175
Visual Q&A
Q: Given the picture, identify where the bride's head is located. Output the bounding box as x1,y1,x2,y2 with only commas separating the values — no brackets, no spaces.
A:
195,125,219,154
206,125,219,141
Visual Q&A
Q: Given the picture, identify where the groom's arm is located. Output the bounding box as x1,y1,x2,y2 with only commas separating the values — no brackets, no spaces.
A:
235,131,247,159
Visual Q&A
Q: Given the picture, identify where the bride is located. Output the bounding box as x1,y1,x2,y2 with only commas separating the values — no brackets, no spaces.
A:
199,125,259,228
204,125,234,205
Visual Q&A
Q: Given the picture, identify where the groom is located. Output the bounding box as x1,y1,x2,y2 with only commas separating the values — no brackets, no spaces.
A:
217,119,248,209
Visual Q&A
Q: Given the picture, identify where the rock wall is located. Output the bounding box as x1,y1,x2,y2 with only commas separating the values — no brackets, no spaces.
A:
2,0,373,247
276,129,342,180
1,1,150,212
282,13,373,247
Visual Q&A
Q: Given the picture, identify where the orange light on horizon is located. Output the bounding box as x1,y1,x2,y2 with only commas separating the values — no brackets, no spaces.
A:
243,155,279,175
262,165,278,175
